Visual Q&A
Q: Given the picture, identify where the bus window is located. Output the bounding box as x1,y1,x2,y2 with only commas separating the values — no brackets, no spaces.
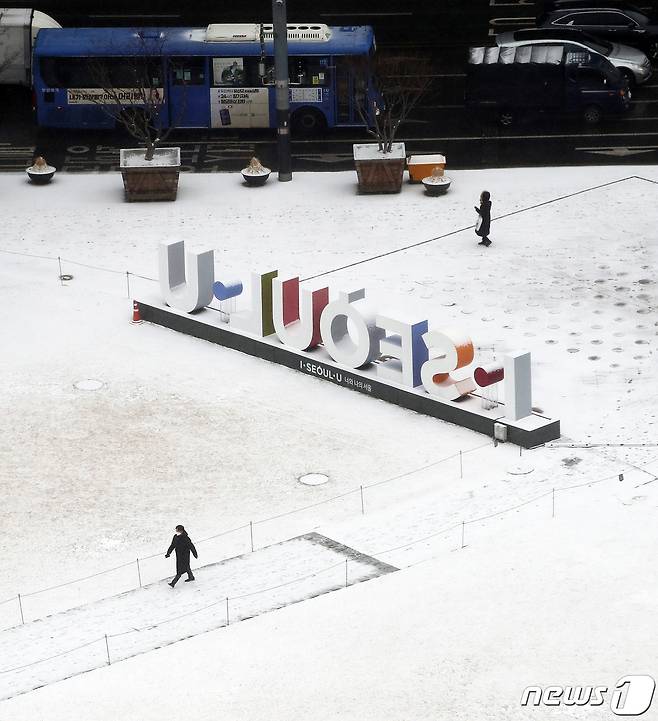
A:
171,57,206,85
213,57,246,86
212,57,265,86
288,57,330,86
40,56,162,88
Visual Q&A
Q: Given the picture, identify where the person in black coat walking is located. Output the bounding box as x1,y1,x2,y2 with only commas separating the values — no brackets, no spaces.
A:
475,190,492,246
165,525,198,587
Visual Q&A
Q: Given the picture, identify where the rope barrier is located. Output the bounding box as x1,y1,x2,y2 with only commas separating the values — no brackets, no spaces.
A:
464,490,553,525
112,596,230,634
0,636,103,674
59,257,125,274
555,471,624,493
21,561,136,598
363,453,461,489
229,560,345,601
254,487,361,525
137,523,252,561
195,523,252,545
108,560,346,636
0,248,157,284
373,522,461,557
127,271,157,282
0,248,58,261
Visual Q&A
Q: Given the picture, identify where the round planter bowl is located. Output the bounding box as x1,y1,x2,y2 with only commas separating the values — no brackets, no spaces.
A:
422,176,451,196
242,171,270,187
26,168,56,185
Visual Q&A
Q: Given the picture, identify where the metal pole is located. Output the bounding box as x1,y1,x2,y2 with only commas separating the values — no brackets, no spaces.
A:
360,485,365,514
459,450,463,479
136,558,142,588
104,634,111,665
126,271,131,298
461,521,465,549
272,0,292,181
250,521,254,552
58,256,64,286
17,593,24,625
226,597,230,626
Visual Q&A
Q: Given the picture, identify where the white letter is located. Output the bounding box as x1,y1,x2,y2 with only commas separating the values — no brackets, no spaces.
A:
320,289,384,368
376,316,428,388
159,241,214,313
503,351,533,421
272,276,328,351
420,328,475,400
230,270,278,337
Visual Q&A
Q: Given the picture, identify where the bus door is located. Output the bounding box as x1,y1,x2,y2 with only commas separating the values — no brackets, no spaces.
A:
334,57,358,125
334,56,368,125
168,57,209,128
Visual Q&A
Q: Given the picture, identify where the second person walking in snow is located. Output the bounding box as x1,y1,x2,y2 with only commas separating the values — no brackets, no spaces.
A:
475,190,492,247
166,524,198,587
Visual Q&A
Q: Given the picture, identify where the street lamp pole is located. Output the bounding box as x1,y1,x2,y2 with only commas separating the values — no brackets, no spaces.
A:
272,0,292,181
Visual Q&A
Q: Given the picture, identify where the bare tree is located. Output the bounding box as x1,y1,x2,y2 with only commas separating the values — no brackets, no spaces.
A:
354,54,432,152
87,32,185,161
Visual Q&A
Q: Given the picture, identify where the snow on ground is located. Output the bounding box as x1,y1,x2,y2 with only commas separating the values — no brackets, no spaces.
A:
3,462,657,721
0,532,395,699
0,166,657,718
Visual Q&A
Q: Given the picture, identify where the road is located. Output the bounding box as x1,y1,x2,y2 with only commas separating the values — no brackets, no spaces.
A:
1,0,658,171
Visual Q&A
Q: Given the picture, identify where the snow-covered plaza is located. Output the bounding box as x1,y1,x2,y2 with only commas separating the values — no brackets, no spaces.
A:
0,165,657,720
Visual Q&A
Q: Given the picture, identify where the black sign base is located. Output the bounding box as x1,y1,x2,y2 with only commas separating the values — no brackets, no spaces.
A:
136,300,560,448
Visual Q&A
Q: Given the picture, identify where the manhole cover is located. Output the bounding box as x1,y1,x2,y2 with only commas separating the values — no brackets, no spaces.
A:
298,473,329,486
507,462,534,476
74,379,104,391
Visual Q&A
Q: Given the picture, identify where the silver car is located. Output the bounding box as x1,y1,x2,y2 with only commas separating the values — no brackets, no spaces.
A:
496,28,652,84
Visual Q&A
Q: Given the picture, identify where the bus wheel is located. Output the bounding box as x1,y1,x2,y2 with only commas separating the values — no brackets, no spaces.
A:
291,108,327,135
583,105,602,125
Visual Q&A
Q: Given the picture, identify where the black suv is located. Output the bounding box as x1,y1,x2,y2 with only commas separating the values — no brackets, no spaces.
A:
539,3,658,59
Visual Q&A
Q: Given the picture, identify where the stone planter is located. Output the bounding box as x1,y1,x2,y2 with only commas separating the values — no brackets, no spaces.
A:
119,147,181,202
422,175,451,196
26,157,56,185
241,168,271,187
26,167,56,185
353,142,406,194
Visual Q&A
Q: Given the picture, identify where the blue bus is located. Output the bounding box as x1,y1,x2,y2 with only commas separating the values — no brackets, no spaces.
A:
32,23,375,133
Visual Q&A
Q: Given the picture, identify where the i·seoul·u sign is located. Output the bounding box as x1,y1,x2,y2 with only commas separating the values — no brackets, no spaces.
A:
135,241,560,448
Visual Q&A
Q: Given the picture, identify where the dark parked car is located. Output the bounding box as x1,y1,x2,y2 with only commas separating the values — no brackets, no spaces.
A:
465,44,631,125
496,28,651,84
539,4,658,59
